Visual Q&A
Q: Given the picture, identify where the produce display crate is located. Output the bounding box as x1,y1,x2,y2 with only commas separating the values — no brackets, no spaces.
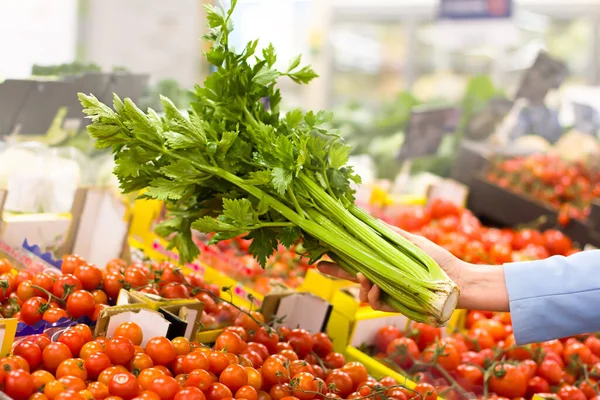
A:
297,268,354,302
452,140,600,246
467,176,600,247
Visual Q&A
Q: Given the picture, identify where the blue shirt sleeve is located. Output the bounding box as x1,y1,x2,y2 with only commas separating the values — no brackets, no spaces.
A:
504,250,600,345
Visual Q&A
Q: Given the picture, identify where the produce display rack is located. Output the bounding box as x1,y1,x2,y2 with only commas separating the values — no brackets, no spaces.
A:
452,140,600,247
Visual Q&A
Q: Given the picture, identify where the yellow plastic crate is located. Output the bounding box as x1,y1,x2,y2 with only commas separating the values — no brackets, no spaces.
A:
0,319,18,357
297,268,354,302
345,346,443,400
326,286,463,353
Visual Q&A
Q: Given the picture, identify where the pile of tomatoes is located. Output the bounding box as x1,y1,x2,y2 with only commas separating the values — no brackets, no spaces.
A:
194,235,311,295
0,312,432,400
374,314,600,400
0,255,237,331
383,198,577,266
487,154,600,225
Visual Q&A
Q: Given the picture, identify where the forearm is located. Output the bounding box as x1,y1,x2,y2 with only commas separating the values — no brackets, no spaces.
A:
457,261,509,312
458,250,600,345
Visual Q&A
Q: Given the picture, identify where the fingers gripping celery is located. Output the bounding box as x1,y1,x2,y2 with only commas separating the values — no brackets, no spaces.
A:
78,0,458,326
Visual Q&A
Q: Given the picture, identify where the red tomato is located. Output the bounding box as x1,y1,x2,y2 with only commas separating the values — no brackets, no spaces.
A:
412,383,437,400
219,364,248,393
412,323,442,351
206,382,233,400
325,370,353,398
52,274,83,298
124,266,150,288
20,296,47,325
103,272,125,300
557,385,587,400
74,264,103,291
42,342,73,372
543,229,573,256
62,255,86,275
488,363,527,398
286,329,314,359
215,331,247,355
13,341,42,369
422,343,460,372
489,243,513,264
145,337,176,366
105,336,135,366
564,341,593,365
527,376,551,398
147,376,180,400
512,229,545,250
43,307,69,323
58,330,86,357
85,352,112,379
312,332,333,357
374,326,402,354
538,359,562,385
4,369,34,400
108,372,139,399
66,290,95,318
175,387,206,400
455,364,483,391
429,198,461,219
386,338,419,369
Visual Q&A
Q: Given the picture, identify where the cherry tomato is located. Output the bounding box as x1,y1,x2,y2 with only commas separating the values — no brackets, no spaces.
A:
66,290,95,318
114,322,143,346
103,272,125,300
145,337,176,366
386,338,419,369
105,336,135,366
13,340,42,369
374,325,402,353
147,376,180,400
74,264,103,291
20,296,47,325
85,352,112,379
205,382,233,400
42,342,73,373
58,330,86,357
53,275,83,298
325,370,353,398
62,255,86,275
109,372,139,399
488,363,527,398
56,358,87,381
215,331,247,355
4,369,34,400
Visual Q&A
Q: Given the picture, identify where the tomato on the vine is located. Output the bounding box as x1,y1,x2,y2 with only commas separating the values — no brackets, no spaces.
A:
20,296,47,325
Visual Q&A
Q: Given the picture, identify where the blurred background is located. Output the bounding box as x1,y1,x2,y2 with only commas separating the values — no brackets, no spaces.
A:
2,0,600,217
2,0,600,109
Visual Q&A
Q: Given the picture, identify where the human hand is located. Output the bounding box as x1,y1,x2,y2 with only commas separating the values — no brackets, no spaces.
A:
317,222,466,312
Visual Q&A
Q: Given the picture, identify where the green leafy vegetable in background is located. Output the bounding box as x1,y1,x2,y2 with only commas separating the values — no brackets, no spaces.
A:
79,0,458,325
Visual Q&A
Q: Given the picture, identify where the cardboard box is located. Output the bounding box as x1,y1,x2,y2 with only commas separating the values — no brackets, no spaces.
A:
95,289,204,343
1,212,71,250
262,290,332,334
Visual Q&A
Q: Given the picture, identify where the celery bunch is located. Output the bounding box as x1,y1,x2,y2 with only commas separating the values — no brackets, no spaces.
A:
79,0,458,325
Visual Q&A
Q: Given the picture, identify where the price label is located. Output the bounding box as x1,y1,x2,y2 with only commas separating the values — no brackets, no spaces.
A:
12,80,77,135
427,179,470,208
398,106,461,161
573,102,600,136
0,80,36,135
515,51,568,103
